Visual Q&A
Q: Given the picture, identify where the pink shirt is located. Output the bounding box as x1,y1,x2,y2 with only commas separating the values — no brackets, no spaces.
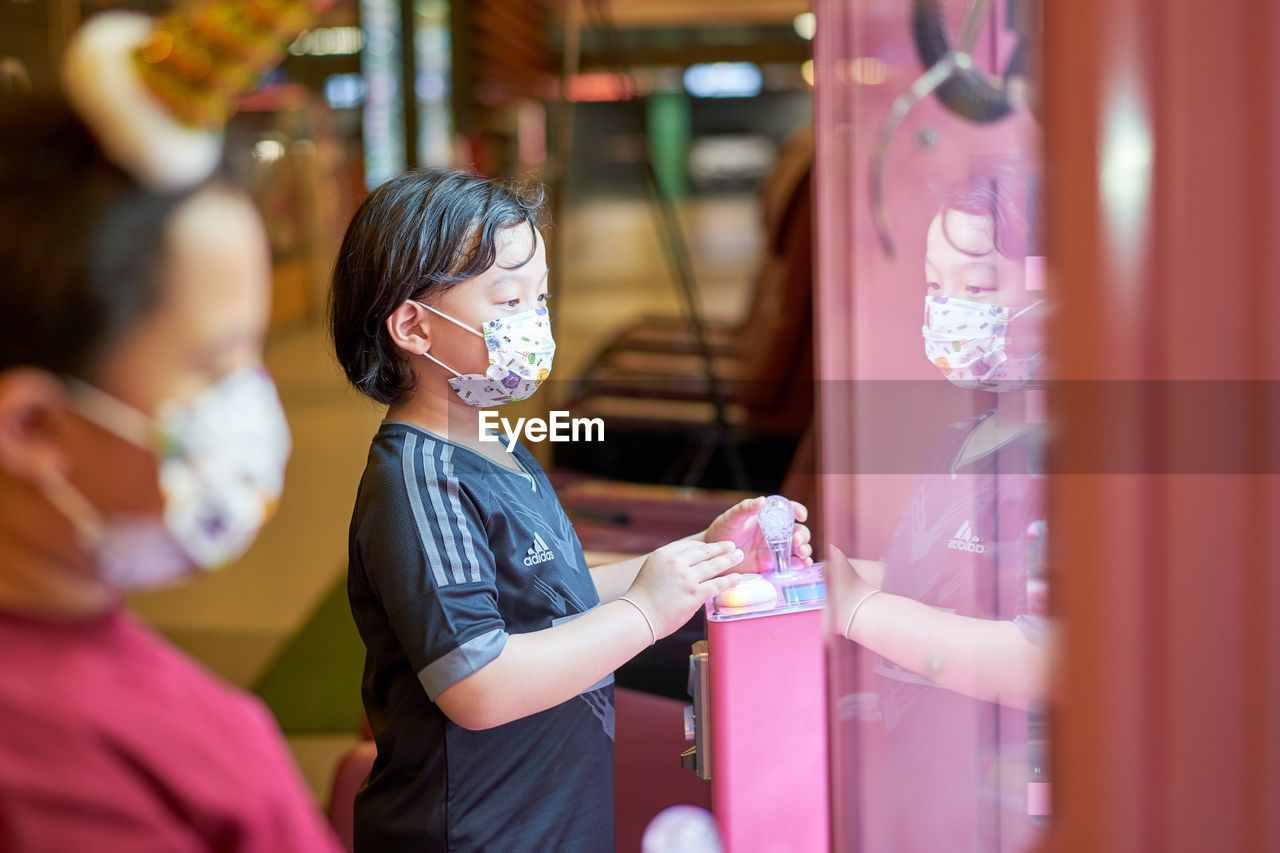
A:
0,607,343,852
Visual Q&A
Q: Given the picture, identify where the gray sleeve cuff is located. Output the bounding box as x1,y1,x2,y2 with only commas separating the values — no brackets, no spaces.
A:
418,627,509,700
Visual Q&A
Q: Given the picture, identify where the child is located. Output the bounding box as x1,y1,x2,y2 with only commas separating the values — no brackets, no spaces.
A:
0,0,346,845
329,168,812,850
0,95,342,851
830,165,1048,851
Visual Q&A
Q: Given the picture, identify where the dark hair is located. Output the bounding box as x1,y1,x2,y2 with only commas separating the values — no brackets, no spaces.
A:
328,168,547,404
0,95,209,379
936,164,1031,261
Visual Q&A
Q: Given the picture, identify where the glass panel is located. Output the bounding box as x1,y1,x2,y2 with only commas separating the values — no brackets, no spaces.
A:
815,1,1049,850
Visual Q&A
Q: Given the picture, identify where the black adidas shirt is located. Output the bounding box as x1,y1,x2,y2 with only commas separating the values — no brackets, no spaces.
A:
347,420,614,852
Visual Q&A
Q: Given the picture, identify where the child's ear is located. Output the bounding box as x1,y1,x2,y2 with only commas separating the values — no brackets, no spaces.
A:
386,301,432,356
0,368,73,484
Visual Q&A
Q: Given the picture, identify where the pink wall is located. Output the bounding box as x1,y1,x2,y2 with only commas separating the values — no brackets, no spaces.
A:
1047,0,1280,850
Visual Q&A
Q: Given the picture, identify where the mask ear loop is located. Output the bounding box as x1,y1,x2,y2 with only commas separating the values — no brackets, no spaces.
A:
409,301,481,378
41,382,154,550
63,379,154,450
1010,299,1046,322
411,300,485,338
420,350,465,378
996,299,1049,391
34,469,106,549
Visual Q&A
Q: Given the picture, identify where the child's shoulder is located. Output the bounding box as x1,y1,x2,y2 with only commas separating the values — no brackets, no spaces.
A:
360,421,452,497
360,420,510,500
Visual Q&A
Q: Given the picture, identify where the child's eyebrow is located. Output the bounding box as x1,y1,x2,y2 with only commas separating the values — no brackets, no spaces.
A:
490,268,550,285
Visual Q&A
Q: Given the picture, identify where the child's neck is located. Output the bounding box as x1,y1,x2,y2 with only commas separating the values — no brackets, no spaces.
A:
386,385,476,444
0,477,119,619
385,384,521,468
958,389,1039,465
384,394,524,471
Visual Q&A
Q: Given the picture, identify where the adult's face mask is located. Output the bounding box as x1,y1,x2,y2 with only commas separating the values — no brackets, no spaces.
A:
922,295,1044,392
414,301,555,407
40,364,291,589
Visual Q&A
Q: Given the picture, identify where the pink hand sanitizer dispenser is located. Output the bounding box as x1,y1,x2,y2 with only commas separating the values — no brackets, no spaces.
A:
681,496,830,852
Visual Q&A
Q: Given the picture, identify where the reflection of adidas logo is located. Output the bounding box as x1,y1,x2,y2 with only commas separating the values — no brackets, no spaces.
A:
523,533,555,566
947,521,986,554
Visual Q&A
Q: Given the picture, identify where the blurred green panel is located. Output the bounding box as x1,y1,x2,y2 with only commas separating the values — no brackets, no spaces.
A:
253,574,366,734
646,91,690,199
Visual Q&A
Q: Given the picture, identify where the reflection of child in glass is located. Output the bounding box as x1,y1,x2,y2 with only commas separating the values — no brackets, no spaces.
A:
830,166,1049,849
328,169,812,851
0,98,341,851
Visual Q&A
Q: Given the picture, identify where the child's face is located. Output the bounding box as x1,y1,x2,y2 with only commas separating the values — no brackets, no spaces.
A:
71,188,273,517
0,186,271,539
427,222,550,377
924,209,1030,310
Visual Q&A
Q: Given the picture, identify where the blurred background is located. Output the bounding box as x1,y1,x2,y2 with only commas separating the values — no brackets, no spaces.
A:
0,0,818,800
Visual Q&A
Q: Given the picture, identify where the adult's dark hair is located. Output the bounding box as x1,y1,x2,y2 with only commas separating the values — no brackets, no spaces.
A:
0,94,208,379
329,168,547,404
936,163,1031,262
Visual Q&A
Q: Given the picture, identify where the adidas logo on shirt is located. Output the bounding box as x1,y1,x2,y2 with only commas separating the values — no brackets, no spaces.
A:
947,520,987,554
523,533,555,566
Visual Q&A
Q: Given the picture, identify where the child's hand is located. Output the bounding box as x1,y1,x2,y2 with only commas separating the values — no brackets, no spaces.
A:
625,540,744,639
702,497,814,572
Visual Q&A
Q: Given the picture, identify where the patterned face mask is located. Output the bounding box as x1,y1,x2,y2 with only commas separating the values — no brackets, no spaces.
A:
922,295,1044,392
42,365,292,588
416,301,555,408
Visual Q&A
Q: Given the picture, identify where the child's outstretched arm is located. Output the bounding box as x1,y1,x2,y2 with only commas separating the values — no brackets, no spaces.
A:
587,553,658,605
435,539,744,730
829,546,1047,709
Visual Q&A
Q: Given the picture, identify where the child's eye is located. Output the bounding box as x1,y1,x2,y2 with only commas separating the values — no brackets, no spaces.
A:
926,281,940,291
538,293,551,302
966,285,996,296
505,298,520,308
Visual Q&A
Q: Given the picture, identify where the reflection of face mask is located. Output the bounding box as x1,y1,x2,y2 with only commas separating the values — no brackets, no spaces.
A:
415,301,555,407
39,365,291,589
922,295,1044,392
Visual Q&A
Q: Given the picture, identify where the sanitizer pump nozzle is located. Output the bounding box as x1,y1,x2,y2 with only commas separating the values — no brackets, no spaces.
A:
757,495,795,578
